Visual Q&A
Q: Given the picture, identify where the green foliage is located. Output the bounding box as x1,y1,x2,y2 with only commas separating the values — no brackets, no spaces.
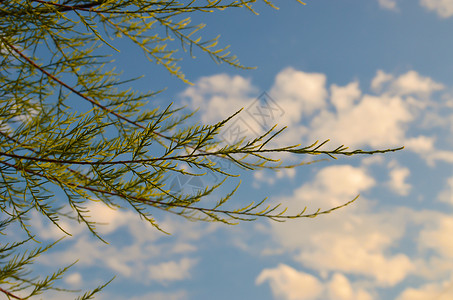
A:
0,0,401,298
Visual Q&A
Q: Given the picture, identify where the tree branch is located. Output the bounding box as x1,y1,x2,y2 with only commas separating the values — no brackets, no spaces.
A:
30,0,106,13
0,143,404,166
0,159,357,222
0,287,24,300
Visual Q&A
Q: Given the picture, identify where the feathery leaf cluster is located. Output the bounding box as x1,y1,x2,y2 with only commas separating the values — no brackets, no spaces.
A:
0,0,401,298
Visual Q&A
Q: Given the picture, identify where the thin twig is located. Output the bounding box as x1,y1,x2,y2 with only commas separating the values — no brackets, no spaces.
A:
0,287,24,300
0,159,356,220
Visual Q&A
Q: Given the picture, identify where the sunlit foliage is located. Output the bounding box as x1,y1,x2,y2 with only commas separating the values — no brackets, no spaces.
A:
0,1,401,298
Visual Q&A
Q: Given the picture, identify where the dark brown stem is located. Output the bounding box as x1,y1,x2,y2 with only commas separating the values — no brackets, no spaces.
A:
2,40,146,130
0,287,24,300
31,0,104,12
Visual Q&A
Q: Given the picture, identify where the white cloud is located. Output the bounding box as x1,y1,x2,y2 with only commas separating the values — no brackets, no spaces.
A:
328,273,373,300
127,291,188,300
402,210,453,280
378,0,398,10
181,73,257,124
279,165,376,213
170,243,197,254
420,0,453,18
179,68,330,178
181,67,327,137
262,165,415,287
378,0,453,18
428,150,453,164
307,70,445,148
330,81,361,112
254,186,453,298
64,272,83,286
308,94,412,148
277,168,297,179
387,162,412,196
404,135,453,166
58,236,138,277
418,215,453,259
253,168,296,186
269,67,328,122
84,201,135,234
371,70,394,92
101,291,189,300
404,135,436,153
180,68,451,165
308,70,447,150
30,212,84,240
327,273,355,300
397,276,453,300
256,264,323,300
30,201,139,239
389,70,444,96
371,70,444,97
292,217,414,286
148,258,198,283
313,165,376,201
37,214,214,285
438,176,453,205
256,267,374,300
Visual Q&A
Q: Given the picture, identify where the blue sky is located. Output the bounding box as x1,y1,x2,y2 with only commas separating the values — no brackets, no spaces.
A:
12,1,453,300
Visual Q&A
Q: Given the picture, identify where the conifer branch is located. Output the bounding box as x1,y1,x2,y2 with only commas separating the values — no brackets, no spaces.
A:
0,141,403,165
0,1,402,298
0,287,24,300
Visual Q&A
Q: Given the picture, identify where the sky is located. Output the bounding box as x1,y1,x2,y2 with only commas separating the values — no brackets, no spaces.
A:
6,1,453,299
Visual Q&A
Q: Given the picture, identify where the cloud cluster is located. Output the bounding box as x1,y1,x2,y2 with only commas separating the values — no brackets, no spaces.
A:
258,164,414,285
256,265,373,300
256,264,324,300
396,275,453,300
377,0,453,18
182,67,452,165
251,163,453,299
377,0,398,11
387,161,412,196
438,176,453,206
180,66,452,298
29,66,452,300
420,0,453,18
148,258,199,284
33,202,214,294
